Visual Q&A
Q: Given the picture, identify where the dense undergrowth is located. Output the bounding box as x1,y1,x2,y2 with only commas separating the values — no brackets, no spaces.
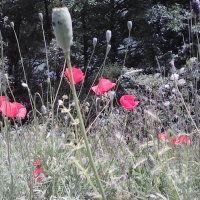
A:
0,5,200,200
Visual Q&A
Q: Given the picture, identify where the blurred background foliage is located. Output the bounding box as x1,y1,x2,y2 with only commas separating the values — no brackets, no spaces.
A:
0,0,197,105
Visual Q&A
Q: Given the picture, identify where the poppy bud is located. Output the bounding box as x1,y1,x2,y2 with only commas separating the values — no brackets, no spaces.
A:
47,77,50,84
38,13,43,22
21,83,28,88
10,22,14,28
127,21,132,31
106,30,111,43
41,105,47,115
93,37,97,47
52,7,73,53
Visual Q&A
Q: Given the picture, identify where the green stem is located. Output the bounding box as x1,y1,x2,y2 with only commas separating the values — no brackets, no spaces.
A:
65,52,106,200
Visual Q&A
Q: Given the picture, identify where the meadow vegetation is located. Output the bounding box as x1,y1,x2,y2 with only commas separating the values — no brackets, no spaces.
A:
0,3,200,200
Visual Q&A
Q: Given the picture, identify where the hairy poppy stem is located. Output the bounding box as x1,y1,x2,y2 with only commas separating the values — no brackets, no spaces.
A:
65,52,106,200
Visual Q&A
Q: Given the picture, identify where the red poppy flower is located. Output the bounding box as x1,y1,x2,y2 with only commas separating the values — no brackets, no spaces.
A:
158,133,168,140
35,159,41,166
98,78,116,93
92,78,116,96
0,96,8,104
65,67,85,84
91,85,104,95
0,101,27,118
0,96,8,111
33,167,43,175
172,135,191,145
35,176,42,182
119,95,139,110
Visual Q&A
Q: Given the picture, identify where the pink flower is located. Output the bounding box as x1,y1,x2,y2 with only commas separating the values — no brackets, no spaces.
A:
65,67,85,84
35,176,42,182
32,159,47,183
0,101,27,118
98,78,116,93
91,85,104,95
0,96,8,111
0,96,8,105
33,167,43,175
92,78,116,96
172,135,191,145
35,159,41,166
119,95,139,110
158,133,168,140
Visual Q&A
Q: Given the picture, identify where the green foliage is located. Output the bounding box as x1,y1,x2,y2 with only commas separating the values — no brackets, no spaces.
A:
1,1,200,198
147,4,190,32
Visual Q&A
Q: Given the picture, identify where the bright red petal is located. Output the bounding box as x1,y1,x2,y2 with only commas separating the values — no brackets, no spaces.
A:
0,96,8,112
98,78,116,93
120,95,139,110
33,167,43,174
0,96,8,105
1,101,27,118
91,85,103,95
158,133,168,140
181,135,191,144
172,135,191,145
1,101,18,117
35,159,41,166
35,176,42,182
12,102,27,119
65,67,85,84
91,85,107,97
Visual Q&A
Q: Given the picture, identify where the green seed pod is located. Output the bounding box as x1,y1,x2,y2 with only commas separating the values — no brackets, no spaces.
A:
52,7,73,53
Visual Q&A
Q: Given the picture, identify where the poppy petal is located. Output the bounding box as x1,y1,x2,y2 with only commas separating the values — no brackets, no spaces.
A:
0,96,9,112
1,101,18,118
91,85,103,95
12,102,27,119
172,135,191,145
120,95,139,110
65,67,85,84
35,176,42,182
33,167,43,174
158,133,168,140
0,101,27,118
35,159,41,166
0,96,8,105
98,78,116,93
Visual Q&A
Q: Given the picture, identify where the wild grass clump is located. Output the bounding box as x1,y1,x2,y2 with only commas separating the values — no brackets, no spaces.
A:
0,5,200,200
